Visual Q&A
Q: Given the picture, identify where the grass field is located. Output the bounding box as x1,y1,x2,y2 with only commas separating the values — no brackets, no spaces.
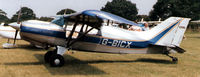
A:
0,33,199,77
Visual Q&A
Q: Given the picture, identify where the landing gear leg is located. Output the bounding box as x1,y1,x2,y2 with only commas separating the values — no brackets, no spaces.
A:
165,52,178,62
7,39,10,43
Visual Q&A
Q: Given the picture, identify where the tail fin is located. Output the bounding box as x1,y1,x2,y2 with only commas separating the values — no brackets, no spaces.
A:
148,17,191,47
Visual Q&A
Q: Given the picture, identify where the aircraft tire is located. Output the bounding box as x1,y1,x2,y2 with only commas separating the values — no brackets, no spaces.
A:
49,54,65,67
44,51,56,63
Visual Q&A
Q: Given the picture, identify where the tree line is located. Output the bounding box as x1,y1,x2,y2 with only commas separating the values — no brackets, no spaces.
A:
0,0,199,24
0,8,76,24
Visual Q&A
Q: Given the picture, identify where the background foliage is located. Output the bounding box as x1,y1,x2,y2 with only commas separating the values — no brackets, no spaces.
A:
149,0,200,20
10,7,36,22
101,0,138,21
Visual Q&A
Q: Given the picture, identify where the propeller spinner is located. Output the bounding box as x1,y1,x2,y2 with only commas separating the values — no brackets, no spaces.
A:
9,22,21,30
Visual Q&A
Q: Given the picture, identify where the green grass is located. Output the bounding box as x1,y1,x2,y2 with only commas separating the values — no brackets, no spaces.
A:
0,33,200,77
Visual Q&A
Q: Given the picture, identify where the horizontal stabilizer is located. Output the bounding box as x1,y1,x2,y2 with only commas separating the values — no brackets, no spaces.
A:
170,46,186,53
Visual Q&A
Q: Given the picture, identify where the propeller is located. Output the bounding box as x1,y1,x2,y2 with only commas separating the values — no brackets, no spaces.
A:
13,7,22,45
3,7,22,48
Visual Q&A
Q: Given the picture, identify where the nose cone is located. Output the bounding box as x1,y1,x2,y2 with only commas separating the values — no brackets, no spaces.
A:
9,22,20,30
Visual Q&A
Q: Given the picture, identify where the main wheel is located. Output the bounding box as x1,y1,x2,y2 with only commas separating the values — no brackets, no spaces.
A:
44,51,56,63
49,54,65,67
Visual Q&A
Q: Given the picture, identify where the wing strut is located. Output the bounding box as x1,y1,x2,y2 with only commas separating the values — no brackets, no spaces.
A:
65,16,79,48
68,27,94,47
65,15,101,48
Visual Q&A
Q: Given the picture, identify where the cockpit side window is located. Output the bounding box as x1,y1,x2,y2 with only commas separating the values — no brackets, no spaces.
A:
51,16,65,26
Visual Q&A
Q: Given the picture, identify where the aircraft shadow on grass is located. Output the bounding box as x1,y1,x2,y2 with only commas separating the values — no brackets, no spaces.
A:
4,54,107,75
4,54,176,75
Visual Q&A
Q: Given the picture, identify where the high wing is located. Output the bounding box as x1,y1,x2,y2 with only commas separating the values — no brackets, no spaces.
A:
52,10,140,29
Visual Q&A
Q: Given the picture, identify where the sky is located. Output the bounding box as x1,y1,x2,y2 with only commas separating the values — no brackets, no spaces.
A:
0,0,157,18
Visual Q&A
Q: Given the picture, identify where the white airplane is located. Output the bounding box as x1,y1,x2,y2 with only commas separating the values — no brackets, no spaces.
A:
0,23,21,48
0,22,45,48
191,20,200,24
147,18,162,24
9,10,191,67
0,23,21,39
137,18,163,28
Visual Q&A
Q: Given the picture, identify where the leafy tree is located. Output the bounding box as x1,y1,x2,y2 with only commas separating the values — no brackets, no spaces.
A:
101,0,138,21
0,15,9,23
56,8,76,15
0,9,7,16
149,0,200,20
0,9,9,23
10,7,36,22
39,17,53,22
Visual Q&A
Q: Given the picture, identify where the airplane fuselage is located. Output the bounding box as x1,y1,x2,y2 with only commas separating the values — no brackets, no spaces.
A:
20,20,165,54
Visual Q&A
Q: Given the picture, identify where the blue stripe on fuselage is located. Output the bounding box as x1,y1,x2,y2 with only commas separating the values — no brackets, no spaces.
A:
80,36,149,48
149,20,181,44
21,26,66,39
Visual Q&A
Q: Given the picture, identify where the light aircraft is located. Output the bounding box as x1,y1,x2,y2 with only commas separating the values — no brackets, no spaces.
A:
137,18,162,28
0,23,21,39
0,22,44,48
191,20,200,24
9,10,191,67
0,23,21,48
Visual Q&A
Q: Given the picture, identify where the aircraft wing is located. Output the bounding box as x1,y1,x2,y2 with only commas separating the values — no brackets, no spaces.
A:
63,10,139,28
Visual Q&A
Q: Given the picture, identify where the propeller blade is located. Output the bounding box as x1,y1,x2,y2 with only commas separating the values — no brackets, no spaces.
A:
13,6,22,45
17,7,22,24
13,30,19,45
